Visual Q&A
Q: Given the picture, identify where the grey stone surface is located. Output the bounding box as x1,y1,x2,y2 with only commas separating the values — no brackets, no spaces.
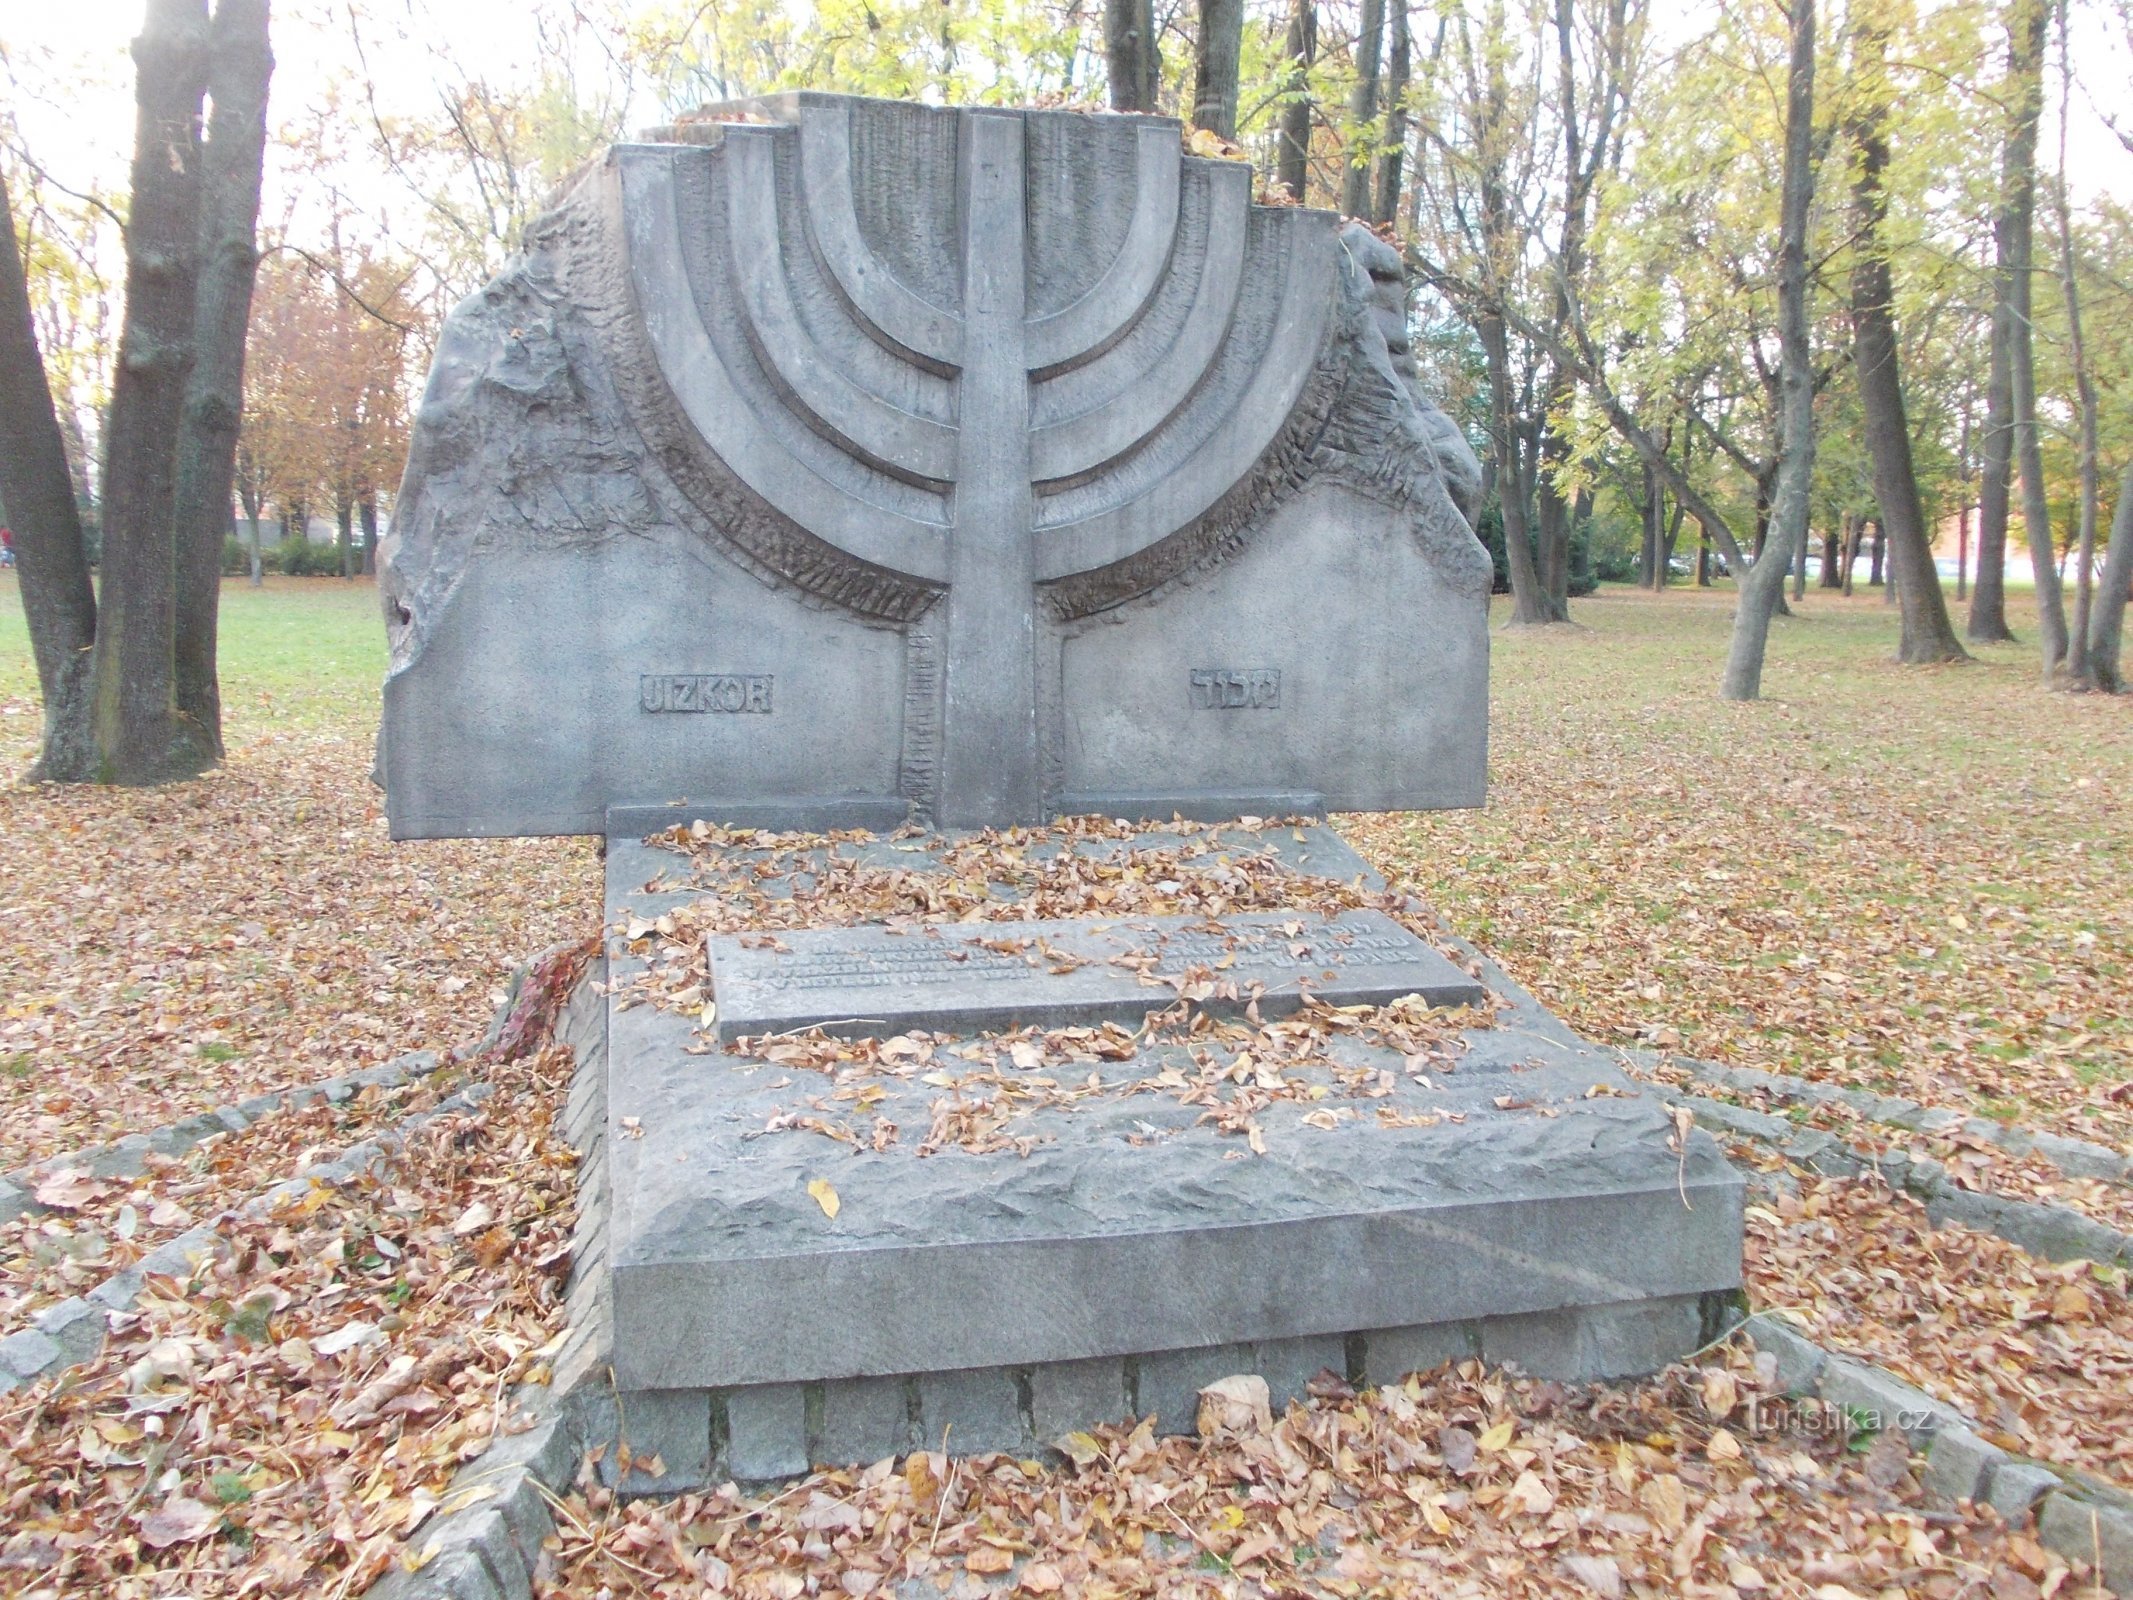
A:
1817,1354,1962,1442
380,92,1488,838
1987,1461,2061,1520
1362,1320,1481,1387
707,908,1483,1042
817,1376,917,1465
0,1327,62,1383
1921,1424,2010,1505
917,1366,1029,1456
1741,1312,1827,1394
2037,1490,2133,1592
1028,1359,1128,1445
1135,1343,1255,1437
603,1387,711,1491
606,826,1741,1394
726,1383,809,1479
33,1296,105,1368
1920,1186,2132,1270
1481,1295,1706,1382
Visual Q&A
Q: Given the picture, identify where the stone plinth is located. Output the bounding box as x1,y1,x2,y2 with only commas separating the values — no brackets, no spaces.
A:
594,825,1743,1455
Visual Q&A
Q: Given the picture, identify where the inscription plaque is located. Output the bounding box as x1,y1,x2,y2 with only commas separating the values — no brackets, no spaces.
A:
642,673,774,713
1189,668,1281,710
705,908,1483,1041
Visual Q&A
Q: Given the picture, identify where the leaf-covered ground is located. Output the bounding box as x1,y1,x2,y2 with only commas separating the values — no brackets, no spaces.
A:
2,576,2129,1597
0,578,601,1171
1353,588,2133,1148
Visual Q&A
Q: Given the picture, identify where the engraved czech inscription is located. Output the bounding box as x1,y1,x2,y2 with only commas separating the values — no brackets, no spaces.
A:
1189,668,1280,710
641,674,774,713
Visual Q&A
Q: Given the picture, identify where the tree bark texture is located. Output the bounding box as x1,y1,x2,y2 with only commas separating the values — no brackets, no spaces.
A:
1999,0,2066,674
1372,0,1409,224
1105,0,1158,112
0,171,100,779
172,0,273,760
85,0,215,783
1341,0,1384,217
1276,0,1316,201
1479,314,1547,624
1192,0,1243,138
1849,31,1966,668
1722,0,1815,700
1969,29,2027,642
2087,459,2133,692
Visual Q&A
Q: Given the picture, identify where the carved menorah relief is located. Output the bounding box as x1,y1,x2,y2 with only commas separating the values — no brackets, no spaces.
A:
613,95,1337,826
378,91,1488,841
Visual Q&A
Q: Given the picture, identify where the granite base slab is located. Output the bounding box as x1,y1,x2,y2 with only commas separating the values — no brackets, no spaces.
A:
601,824,1743,1411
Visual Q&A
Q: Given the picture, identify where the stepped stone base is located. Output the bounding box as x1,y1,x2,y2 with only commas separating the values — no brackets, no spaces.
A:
568,824,1743,1485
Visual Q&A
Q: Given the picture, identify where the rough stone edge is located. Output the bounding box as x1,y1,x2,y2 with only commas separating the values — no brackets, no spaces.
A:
363,957,614,1600
0,1048,446,1224
0,960,561,1392
1739,1309,2133,1592
1663,1092,2133,1273
0,1079,500,1398
1635,1048,2131,1188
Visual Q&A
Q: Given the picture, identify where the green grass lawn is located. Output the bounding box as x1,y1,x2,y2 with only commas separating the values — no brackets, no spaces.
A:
0,573,387,747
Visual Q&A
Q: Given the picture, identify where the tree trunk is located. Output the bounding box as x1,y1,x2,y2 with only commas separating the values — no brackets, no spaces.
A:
1105,0,1158,112
1372,0,1409,224
1968,11,2041,646
1998,0,2066,671
1869,519,1885,586
1820,522,1843,588
2087,459,2133,692
336,495,353,576
1479,315,1547,625
0,171,100,779
172,0,272,763
1636,460,1660,588
2049,8,2098,684
1276,0,1316,202
86,0,215,784
1341,0,1384,217
359,492,379,575
1722,0,1815,700
1662,501,1683,587
1792,524,1808,600
1850,26,1966,667
1697,535,1711,587
1192,0,1243,138
1956,502,1970,600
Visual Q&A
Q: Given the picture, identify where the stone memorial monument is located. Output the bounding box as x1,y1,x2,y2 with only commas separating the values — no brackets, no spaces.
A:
382,93,1741,1484
377,92,1489,837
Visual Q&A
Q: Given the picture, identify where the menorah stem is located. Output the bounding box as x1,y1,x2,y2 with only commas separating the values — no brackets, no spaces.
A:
939,111,1042,826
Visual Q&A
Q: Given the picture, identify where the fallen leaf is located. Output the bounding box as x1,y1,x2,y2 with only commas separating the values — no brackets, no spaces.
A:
1196,1373,1273,1438
1439,1425,1478,1474
807,1178,840,1219
450,1201,494,1236
1503,1469,1556,1517
1641,1473,1687,1536
31,1168,105,1211
136,1496,219,1548
1562,1552,1625,1598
